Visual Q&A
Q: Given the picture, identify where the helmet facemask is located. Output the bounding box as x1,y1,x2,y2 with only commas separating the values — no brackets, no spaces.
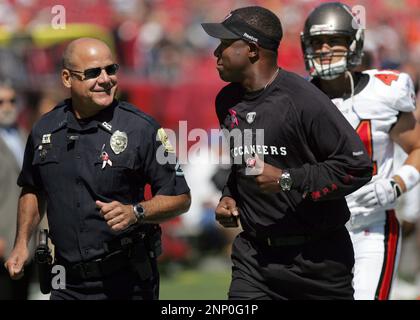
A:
307,48,349,80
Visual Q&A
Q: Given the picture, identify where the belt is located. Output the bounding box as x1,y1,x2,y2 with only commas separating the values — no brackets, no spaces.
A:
265,234,321,246
245,230,335,247
57,249,130,280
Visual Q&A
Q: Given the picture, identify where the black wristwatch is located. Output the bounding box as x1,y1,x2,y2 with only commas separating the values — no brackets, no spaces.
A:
133,203,146,224
278,170,293,191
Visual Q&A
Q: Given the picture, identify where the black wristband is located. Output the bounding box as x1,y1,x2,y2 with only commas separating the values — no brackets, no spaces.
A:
390,180,403,198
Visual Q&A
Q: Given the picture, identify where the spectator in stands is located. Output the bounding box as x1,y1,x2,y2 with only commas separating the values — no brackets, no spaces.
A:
0,79,34,300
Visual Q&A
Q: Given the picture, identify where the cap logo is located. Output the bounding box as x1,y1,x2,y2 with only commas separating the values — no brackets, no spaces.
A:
202,12,280,52
243,32,258,42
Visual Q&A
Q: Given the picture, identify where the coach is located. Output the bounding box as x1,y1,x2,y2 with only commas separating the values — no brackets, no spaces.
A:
202,6,372,299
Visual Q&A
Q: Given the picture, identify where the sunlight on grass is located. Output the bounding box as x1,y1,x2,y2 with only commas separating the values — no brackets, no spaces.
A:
160,269,231,300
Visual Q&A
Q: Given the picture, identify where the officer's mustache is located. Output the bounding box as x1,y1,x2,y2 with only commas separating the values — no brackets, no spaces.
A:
94,83,117,93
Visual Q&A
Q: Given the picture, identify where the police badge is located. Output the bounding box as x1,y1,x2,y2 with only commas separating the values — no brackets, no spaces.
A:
110,130,128,154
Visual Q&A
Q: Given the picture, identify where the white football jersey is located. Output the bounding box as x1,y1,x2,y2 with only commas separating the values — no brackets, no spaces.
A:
331,69,416,214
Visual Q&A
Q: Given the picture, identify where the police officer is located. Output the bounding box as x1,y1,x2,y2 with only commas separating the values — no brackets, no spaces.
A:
202,6,372,299
4,38,191,300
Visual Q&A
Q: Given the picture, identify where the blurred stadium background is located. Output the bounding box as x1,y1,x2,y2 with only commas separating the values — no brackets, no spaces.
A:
1,0,420,300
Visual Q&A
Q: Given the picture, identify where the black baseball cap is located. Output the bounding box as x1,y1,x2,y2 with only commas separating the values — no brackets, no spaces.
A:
201,8,282,51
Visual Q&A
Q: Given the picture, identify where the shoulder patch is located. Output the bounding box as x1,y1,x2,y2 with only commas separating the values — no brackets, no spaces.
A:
157,128,175,153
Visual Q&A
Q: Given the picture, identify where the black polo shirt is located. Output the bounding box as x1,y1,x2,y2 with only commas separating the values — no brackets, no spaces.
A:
216,68,372,237
18,99,189,263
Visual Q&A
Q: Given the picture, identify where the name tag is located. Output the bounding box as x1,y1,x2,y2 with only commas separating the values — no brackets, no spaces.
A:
42,134,51,144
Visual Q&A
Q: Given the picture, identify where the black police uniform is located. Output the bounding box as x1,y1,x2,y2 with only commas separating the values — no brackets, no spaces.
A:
18,99,190,299
216,68,373,300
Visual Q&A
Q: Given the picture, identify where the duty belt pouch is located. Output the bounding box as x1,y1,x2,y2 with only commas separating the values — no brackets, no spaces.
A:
35,230,53,294
37,259,53,294
128,241,153,281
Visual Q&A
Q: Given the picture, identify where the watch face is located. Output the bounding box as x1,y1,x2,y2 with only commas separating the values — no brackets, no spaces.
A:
280,179,290,188
134,204,145,222
280,172,292,190
135,204,144,214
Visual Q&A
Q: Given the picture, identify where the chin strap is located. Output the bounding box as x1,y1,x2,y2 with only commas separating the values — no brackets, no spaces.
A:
345,71,355,105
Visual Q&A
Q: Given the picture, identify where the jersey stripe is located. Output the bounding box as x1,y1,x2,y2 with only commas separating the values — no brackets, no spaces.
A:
375,210,400,300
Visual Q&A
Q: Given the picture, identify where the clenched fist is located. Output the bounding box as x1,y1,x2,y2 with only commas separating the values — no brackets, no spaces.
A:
96,200,137,231
4,245,29,280
215,197,239,228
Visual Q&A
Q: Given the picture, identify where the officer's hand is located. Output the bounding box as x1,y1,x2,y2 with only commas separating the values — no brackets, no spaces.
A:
215,197,239,228
96,200,137,231
4,245,29,280
253,156,282,193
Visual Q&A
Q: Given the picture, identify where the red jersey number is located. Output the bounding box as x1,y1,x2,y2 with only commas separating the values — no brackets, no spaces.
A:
374,73,399,86
356,120,378,176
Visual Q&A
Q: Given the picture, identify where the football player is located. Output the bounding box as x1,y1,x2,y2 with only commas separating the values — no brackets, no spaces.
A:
301,2,420,300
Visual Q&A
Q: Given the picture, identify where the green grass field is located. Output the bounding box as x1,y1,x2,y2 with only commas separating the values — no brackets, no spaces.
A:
160,268,231,300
